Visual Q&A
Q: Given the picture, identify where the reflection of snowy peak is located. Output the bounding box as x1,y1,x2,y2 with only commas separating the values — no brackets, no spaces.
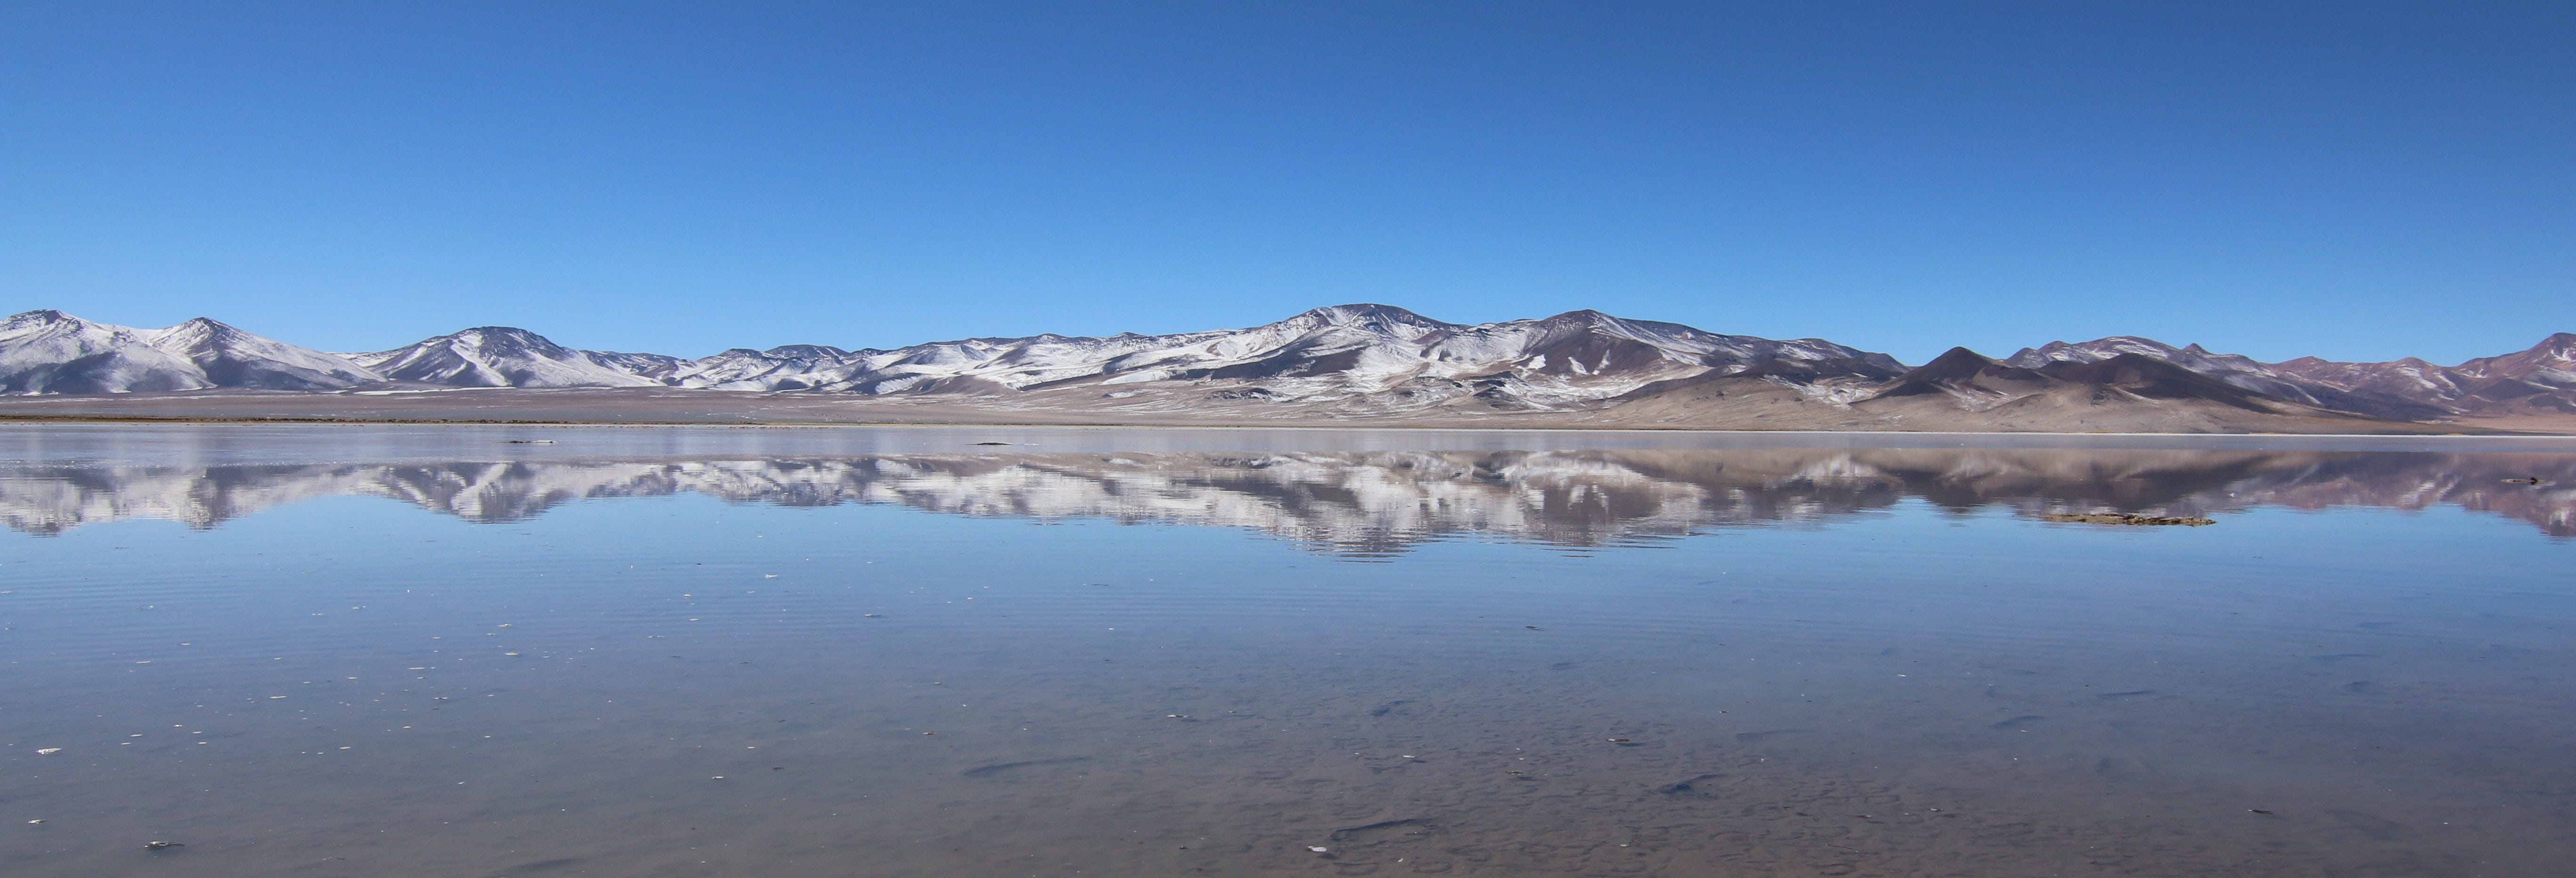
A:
8,447,2571,548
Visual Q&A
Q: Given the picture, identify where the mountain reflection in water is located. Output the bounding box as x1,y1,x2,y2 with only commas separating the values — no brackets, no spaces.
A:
8,446,2570,550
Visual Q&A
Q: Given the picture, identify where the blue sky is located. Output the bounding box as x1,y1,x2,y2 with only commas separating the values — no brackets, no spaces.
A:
3,2,2568,364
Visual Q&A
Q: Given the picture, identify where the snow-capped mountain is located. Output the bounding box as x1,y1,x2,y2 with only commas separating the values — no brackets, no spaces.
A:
343,327,675,388
661,305,1903,406
0,310,376,394
1,305,1905,407
669,345,859,391
4,306,2568,428
2003,337,2335,404
2457,346,2576,418
2455,332,2576,379
2008,334,2576,419
0,310,210,395
141,317,382,389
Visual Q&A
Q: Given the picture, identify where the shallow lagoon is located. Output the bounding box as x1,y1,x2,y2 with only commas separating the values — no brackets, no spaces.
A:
3,424,2573,876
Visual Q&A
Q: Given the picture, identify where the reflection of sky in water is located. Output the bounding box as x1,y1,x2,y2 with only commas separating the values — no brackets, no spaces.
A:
3,426,2573,875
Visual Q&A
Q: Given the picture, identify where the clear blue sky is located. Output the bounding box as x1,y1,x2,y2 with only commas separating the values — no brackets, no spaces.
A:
3,2,2568,364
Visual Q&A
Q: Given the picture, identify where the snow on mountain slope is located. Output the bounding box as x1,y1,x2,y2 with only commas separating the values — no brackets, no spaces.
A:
347,327,670,388
2451,332,2576,385
2007,334,2576,420
2004,335,2477,420
2002,336,2341,405
14,303,2564,423
1,310,216,394
659,304,1903,410
2265,356,2475,415
1,310,392,395
587,350,688,383
2422,332,2576,416
670,345,861,390
139,318,382,389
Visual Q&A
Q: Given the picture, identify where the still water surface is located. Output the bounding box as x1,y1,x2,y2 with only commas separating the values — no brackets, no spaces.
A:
3,425,2573,876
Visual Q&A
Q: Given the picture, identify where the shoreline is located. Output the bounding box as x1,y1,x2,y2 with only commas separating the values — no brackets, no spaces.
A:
1,387,2568,437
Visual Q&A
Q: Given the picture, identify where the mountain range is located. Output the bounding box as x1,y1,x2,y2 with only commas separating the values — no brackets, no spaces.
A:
3,306,2571,433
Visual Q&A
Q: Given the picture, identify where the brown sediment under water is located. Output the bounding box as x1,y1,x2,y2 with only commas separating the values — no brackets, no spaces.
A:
2,424,2573,876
